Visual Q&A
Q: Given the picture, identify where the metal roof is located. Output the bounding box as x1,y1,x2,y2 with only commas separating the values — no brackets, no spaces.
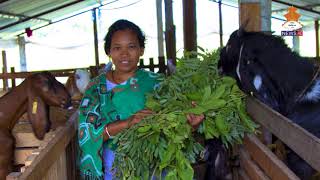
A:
217,0,320,21
0,0,110,39
272,0,320,21
0,0,319,39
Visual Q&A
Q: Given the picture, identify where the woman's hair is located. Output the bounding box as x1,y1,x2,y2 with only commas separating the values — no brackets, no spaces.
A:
104,19,146,55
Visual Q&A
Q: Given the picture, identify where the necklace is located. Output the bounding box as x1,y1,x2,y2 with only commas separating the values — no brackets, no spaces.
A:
111,70,121,85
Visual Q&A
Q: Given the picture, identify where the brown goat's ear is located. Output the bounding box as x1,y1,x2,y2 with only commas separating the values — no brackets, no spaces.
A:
27,94,50,140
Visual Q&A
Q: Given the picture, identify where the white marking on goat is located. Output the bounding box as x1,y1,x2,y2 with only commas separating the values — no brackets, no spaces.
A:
253,75,262,90
303,79,320,102
236,43,245,81
263,93,268,99
236,61,241,81
214,152,221,168
75,69,90,94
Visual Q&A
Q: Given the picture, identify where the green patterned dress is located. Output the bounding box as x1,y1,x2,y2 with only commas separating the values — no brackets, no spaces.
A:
78,69,161,179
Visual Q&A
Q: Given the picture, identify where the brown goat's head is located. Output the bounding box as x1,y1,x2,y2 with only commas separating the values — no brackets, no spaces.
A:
26,72,71,139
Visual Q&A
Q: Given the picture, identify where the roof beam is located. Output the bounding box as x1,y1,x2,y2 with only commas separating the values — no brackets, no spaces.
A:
272,0,320,16
0,10,50,22
0,0,83,31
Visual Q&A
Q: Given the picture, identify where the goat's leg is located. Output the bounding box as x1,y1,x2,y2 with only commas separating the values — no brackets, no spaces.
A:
0,131,14,180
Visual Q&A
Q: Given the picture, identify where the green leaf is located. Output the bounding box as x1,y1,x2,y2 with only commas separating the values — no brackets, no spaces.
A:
215,114,230,136
202,86,211,102
184,106,207,115
165,170,178,180
201,99,226,110
145,96,161,111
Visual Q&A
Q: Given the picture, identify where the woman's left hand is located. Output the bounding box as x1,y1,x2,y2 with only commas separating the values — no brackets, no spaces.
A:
187,113,205,130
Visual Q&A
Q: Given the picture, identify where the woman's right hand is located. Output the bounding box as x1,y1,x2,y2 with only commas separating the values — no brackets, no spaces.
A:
128,109,154,127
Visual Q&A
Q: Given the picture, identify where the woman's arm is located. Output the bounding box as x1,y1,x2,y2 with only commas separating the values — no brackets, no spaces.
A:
103,109,154,141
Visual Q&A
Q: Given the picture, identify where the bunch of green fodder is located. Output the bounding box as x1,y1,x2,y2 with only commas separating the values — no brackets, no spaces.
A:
112,49,257,180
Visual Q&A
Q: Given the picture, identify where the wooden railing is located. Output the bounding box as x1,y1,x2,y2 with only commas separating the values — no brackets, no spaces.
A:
237,97,320,179
0,57,167,90
7,112,79,180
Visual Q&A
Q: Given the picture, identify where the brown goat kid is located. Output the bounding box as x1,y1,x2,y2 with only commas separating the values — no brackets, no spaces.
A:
0,72,71,179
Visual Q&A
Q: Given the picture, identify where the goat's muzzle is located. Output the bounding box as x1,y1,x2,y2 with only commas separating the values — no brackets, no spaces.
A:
61,98,73,110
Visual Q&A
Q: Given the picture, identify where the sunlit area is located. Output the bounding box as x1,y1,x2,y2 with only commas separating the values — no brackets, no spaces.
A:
0,0,319,74
0,1,320,180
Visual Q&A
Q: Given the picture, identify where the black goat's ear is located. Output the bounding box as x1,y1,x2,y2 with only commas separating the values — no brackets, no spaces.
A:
238,19,249,37
27,91,50,140
261,31,275,35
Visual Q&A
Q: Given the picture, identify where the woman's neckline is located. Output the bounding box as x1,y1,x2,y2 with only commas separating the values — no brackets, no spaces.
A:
109,69,139,85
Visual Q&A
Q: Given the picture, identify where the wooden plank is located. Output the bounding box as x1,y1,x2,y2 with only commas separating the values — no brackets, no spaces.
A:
164,0,176,64
2,50,8,90
246,97,320,172
15,112,78,180
239,147,270,180
24,154,38,167
14,148,38,165
11,67,16,87
42,151,67,180
12,124,41,148
239,2,261,32
12,123,55,148
66,136,78,180
149,58,154,72
6,172,21,180
158,56,166,74
244,134,299,180
0,72,73,79
183,0,197,52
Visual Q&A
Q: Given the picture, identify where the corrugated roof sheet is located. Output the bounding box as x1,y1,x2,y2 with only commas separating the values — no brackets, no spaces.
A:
0,0,109,39
0,0,319,39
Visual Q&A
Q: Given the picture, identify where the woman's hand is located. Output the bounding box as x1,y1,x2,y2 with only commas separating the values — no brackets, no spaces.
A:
187,101,205,130
103,109,154,141
128,109,154,127
187,113,205,130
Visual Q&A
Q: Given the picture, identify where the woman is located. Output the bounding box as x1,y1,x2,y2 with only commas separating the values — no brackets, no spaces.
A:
78,19,204,179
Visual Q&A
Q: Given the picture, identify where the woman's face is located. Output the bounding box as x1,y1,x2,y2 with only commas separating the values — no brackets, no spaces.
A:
109,29,144,73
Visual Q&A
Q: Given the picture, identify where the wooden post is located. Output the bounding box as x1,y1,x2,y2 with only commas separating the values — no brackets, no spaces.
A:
293,36,300,53
158,56,166,73
11,67,16,88
156,0,165,57
164,0,176,65
2,50,8,91
218,0,223,47
239,0,261,31
139,58,145,69
183,0,197,52
261,0,271,32
315,20,319,59
18,36,27,72
149,58,154,72
239,0,272,145
92,8,99,68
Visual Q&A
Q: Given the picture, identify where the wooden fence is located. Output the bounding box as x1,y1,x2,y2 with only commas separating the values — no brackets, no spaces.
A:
7,111,78,180
237,97,320,179
0,56,167,90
